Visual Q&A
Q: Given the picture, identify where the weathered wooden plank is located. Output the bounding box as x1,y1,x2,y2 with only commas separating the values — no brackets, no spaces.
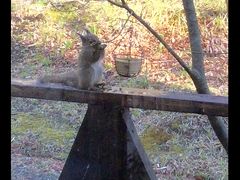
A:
11,79,228,116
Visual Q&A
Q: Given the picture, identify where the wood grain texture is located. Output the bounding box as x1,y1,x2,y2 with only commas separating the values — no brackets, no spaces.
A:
59,104,157,180
11,79,228,116
59,104,128,180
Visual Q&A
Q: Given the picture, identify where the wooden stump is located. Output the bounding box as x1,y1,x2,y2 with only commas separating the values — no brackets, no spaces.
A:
59,103,157,180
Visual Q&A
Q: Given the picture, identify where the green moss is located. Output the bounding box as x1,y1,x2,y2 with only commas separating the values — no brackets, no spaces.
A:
12,113,47,133
171,144,184,154
122,76,149,89
11,113,76,159
168,83,195,93
33,0,48,6
19,65,38,78
169,119,181,131
40,127,75,145
34,53,52,67
131,109,141,118
56,152,69,160
140,127,172,153
45,9,78,24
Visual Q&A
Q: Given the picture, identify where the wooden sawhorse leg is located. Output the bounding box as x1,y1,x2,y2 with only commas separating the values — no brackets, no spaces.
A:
59,103,157,180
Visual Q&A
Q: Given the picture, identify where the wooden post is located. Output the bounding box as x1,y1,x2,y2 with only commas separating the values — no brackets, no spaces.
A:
59,103,157,180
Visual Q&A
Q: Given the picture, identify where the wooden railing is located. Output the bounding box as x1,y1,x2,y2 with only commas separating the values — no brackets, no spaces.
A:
11,79,228,180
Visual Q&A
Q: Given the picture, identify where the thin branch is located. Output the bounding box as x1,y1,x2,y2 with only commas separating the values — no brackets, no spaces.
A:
121,0,126,5
102,13,132,44
107,0,124,8
107,0,194,77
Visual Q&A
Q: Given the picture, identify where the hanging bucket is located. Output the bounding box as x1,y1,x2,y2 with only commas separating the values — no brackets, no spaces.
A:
115,57,142,77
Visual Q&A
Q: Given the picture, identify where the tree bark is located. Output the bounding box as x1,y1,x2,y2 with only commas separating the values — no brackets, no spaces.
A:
182,0,228,153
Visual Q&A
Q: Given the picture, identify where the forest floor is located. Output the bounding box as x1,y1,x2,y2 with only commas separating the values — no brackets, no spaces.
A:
11,0,228,179
11,42,228,180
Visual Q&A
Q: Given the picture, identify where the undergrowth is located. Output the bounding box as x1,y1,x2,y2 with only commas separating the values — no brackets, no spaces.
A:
11,113,77,160
11,0,228,95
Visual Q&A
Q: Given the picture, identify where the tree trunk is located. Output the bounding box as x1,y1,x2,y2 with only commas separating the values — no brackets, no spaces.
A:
182,0,228,153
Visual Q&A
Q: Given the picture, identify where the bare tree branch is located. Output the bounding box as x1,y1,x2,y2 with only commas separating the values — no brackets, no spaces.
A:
108,0,124,8
121,0,126,5
107,0,194,78
102,13,132,44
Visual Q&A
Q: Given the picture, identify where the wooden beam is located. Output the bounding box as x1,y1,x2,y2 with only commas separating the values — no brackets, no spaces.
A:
123,108,157,180
11,79,228,117
60,104,129,180
59,104,157,180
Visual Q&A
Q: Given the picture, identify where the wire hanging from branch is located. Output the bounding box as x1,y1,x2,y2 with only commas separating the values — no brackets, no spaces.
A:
102,12,132,44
